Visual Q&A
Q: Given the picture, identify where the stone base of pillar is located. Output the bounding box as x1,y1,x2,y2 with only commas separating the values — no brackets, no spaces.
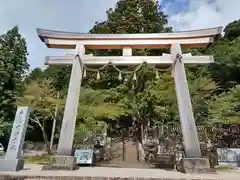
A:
42,155,78,171
0,158,24,171
182,158,216,173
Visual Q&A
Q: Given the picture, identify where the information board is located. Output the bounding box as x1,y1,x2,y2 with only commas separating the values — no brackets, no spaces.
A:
217,148,240,167
74,149,94,165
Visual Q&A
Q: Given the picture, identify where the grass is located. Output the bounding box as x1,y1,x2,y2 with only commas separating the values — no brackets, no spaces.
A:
1,151,51,164
216,165,235,171
24,153,52,164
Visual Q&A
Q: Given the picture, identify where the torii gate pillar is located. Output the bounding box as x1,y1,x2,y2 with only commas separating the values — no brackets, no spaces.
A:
56,44,85,156
171,44,213,173
171,44,202,158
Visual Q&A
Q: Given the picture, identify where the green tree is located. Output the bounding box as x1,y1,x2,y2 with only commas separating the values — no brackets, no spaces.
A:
18,79,61,151
0,26,29,136
87,0,173,125
103,0,172,34
224,19,240,41
208,39,240,89
139,72,217,125
24,68,45,84
75,88,127,138
0,120,11,138
43,66,71,92
208,85,240,124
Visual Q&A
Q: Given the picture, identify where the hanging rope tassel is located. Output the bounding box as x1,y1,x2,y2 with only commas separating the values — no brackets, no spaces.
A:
97,71,100,80
118,71,122,81
133,72,137,81
83,68,87,78
155,69,159,79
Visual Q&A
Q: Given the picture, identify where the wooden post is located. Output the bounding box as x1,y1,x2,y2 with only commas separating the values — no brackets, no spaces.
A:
123,47,132,56
56,44,85,156
171,44,201,158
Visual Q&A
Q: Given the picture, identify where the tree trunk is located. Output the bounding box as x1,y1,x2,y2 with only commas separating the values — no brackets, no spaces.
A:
122,130,125,161
133,118,141,162
32,118,50,154
42,121,50,153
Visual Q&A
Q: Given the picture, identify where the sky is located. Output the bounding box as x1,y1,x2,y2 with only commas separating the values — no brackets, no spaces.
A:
0,0,239,70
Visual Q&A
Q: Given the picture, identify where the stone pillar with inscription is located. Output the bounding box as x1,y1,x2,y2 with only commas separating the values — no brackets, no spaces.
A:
0,107,31,171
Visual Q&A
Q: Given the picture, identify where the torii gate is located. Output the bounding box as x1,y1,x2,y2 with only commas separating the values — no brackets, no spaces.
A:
37,27,222,170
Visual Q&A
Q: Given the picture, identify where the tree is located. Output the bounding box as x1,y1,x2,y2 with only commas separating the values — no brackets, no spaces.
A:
0,120,11,138
75,88,127,138
43,66,71,92
139,71,217,126
224,19,240,41
208,39,240,89
103,0,172,34
88,0,172,124
17,79,61,152
0,26,29,136
187,73,218,123
204,19,240,90
208,85,240,124
24,68,45,84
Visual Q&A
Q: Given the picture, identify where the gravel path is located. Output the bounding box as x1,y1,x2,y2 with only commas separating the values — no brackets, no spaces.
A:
0,164,239,180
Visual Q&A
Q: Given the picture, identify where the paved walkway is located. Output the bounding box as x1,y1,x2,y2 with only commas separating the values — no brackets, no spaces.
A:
0,164,239,180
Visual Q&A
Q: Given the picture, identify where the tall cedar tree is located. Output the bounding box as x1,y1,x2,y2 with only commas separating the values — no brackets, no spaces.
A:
0,26,29,137
85,0,172,89
85,0,173,129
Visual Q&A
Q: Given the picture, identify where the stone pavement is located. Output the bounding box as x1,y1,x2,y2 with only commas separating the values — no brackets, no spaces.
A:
0,164,239,180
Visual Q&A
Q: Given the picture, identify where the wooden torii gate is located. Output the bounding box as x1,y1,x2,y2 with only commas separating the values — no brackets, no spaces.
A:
37,27,222,170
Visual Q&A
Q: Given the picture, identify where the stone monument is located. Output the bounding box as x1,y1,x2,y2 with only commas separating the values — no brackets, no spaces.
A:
37,27,222,172
0,106,31,171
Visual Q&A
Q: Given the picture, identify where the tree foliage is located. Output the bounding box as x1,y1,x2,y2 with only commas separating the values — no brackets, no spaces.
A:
0,26,29,137
208,39,240,89
17,79,61,146
209,85,240,124
1,1,240,143
224,19,240,41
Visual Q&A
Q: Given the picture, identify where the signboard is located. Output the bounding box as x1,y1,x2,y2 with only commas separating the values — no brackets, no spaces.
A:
5,107,31,159
217,148,240,167
74,149,94,165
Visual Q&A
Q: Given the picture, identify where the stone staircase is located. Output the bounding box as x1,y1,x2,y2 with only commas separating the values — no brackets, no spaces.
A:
99,139,153,168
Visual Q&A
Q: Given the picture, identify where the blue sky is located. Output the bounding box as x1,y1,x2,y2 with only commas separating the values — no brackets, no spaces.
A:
161,0,189,14
0,0,239,70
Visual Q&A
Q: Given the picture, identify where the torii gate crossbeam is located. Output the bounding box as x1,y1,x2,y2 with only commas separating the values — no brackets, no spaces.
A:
37,27,222,171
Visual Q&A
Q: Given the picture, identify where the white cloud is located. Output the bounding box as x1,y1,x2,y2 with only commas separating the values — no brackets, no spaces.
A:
167,0,240,31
